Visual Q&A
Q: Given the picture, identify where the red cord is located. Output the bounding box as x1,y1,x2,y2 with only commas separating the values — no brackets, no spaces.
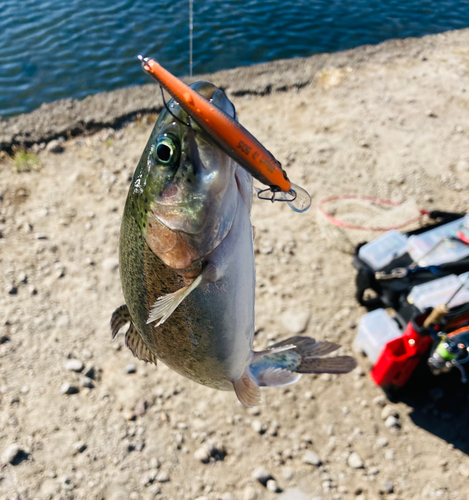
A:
317,195,429,232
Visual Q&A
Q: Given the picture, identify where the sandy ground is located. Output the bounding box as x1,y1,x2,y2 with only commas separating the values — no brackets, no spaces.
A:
2,30,469,500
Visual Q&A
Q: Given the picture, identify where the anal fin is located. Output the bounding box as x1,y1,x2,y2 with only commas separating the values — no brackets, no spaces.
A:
125,324,158,366
110,304,131,339
147,274,203,326
232,372,260,407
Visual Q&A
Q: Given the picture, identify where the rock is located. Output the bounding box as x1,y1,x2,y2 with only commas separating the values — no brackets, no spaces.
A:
102,257,119,272
5,284,17,295
381,405,399,420
64,359,84,372
302,451,321,466
377,437,388,447
60,383,79,395
46,139,64,153
373,395,387,407
368,466,380,475
221,493,238,500
141,469,158,486
380,481,394,494
385,449,396,461
251,420,266,434
81,377,93,388
149,457,160,469
72,441,87,455
155,471,169,483
282,467,294,480
3,444,22,464
134,399,147,416
278,489,309,500
194,446,211,463
347,452,364,469
243,486,258,500
458,463,469,478
252,466,273,486
124,363,137,374
266,479,280,493
384,416,400,429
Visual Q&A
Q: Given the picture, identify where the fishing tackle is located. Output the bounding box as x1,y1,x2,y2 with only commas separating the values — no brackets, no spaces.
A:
138,55,311,213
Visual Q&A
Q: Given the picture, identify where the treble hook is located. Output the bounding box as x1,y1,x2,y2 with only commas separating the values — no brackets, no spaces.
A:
257,187,297,204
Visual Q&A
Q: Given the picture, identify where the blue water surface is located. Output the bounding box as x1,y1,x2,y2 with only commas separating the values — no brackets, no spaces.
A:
1,0,469,116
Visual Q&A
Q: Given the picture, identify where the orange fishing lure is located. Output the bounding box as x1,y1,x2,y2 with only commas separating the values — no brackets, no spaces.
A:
138,55,311,213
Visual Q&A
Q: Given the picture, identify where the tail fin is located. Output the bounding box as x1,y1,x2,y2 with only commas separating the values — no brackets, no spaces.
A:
249,336,356,387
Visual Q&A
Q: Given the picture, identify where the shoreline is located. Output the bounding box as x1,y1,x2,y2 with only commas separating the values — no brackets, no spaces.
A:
1,28,468,152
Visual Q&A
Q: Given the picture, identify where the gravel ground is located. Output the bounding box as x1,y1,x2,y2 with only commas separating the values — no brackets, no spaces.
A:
2,30,469,500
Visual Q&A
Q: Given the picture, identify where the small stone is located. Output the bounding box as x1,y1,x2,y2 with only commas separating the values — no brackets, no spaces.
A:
221,493,238,500
81,377,93,388
385,449,396,461
243,486,258,500
380,481,394,494
5,284,17,295
64,359,84,372
458,463,469,478
194,446,211,463
251,420,265,434
149,457,160,469
368,466,380,475
381,405,399,420
373,395,386,407
377,437,388,447
2,444,21,464
46,140,64,153
141,469,158,486
60,383,79,395
280,310,310,334
149,484,161,495
125,363,137,374
134,399,147,416
266,479,279,493
347,452,364,469
155,471,170,483
72,441,87,455
302,451,321,466
20,385,29,394
252,466,273,486
384,416,400,429
282,467,294,480
102,257,119,272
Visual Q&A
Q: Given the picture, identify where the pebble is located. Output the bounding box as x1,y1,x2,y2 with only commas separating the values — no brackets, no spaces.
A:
384,416,400,429
5,284,17,295
221,493,238,500
280,310,310,334
278,489,309,500
377,437,389,447
125,364,137,374
243,486,258,500
385,449,396,461
381,405,399,420
46,139,64,153
2,444,22,464
282,467,294,480
251,420,266,434
458,463,469,478
81,377,93,388
380,481,394,494
155,471,170,483
60,383,79,395
302,451,321,466
373,395,387,407
347,452,364,469
102,257,119,272
194,446,211,463
266,479,280,493
252,466,273,486
72,441,87,455
64,359,84,372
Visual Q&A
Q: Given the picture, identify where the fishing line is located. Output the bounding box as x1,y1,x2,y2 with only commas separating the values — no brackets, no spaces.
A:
159,86,191,127
189,0,193,77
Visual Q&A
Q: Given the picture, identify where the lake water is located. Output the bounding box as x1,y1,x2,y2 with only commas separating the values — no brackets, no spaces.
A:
1,0,469,117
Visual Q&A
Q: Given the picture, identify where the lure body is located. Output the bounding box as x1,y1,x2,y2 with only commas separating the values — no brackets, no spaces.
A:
139,56,311,212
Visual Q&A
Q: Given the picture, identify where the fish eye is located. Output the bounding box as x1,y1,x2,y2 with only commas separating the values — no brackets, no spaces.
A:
154,135,179,165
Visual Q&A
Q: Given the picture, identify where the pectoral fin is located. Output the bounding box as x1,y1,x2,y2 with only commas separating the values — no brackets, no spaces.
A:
146,274,203,326
232,372,261,407
110,304,131,339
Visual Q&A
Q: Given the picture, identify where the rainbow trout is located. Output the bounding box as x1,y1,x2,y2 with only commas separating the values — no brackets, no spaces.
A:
111,82,356,406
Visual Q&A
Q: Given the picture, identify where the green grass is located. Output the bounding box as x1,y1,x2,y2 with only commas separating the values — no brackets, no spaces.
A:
12,150,40,173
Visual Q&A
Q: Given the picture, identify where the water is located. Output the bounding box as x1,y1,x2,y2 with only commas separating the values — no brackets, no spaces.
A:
1,0,469,117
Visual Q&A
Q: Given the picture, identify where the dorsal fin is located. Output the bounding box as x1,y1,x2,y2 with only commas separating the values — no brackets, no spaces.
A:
232,372,260,407
125,324,158,366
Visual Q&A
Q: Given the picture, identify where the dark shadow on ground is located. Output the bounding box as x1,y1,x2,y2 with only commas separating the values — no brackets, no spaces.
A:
386,362,469,455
